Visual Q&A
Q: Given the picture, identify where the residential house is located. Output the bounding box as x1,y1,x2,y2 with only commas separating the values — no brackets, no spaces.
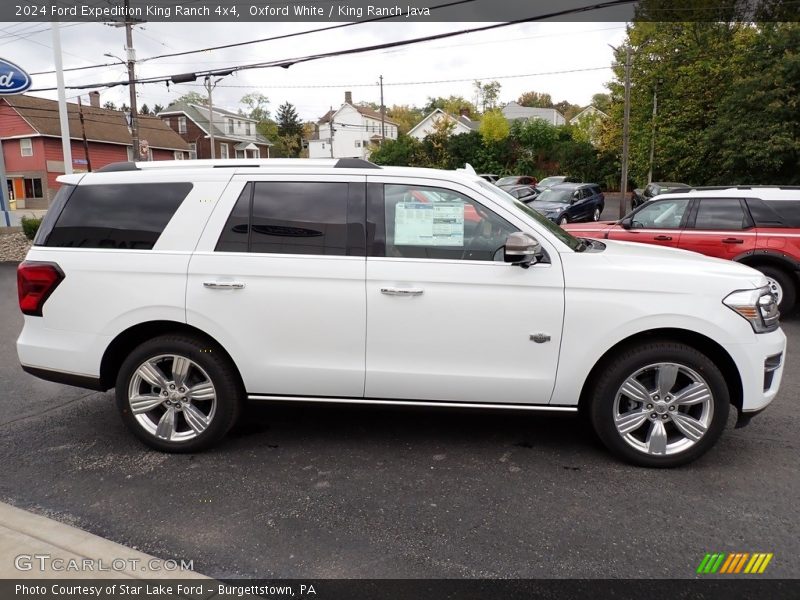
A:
308,92,398,159
501,101,566,126
158,102,272,160
0,92,190,209
407,108,478,141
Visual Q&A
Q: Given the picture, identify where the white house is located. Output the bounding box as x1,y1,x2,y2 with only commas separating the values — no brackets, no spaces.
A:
407,108,478,141
501,101,566,126
568,105,609,145
308,92,398,159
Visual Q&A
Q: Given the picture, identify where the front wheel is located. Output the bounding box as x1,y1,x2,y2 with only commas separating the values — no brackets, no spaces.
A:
592,207,601,221
115,334,243,452
589,341,729,467
558,215,569,226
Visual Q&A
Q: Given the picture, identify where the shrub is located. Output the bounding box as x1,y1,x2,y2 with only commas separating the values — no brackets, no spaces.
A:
21,215,43,241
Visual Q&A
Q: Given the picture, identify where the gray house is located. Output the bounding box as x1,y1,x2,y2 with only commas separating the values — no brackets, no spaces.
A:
501,101,566,126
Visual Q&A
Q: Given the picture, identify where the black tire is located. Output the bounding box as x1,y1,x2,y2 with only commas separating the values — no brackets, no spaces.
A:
589,341,729,468
592,207,601,221
755,265,796,315
115,334,243,453
558,215,569,226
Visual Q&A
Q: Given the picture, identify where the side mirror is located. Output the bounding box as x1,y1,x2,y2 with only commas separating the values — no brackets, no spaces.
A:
620,216,632,229
504,232,542,268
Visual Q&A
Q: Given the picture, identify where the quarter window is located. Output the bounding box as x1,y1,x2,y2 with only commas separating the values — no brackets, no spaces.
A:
216,182,349,256
40,183,193,249
631,199,691,229
383,184,517,261
694,199,749,230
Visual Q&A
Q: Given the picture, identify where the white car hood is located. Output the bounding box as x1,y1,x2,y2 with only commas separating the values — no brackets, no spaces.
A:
563,238,767,293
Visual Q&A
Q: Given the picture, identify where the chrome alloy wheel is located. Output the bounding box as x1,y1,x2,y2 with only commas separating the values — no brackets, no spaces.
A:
127,354,217,443
765,277,784,306
613,362,714,456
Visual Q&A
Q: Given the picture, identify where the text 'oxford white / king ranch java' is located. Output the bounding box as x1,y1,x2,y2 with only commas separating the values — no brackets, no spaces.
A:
0,58,31,95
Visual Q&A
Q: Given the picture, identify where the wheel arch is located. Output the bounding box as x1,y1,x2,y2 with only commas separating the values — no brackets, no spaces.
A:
578,327,743,414
735,250,800,280
99,320,245,392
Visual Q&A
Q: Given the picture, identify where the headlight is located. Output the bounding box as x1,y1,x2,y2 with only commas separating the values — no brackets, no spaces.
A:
723,286,780,333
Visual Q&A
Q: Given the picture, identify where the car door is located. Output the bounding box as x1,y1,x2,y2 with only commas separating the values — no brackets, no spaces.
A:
607,197,691,248
678,197,756,260
186,175,367,397
364,177,565,405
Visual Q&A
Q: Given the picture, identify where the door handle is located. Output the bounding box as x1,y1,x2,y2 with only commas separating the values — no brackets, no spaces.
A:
203,281,245,289
722,238,744,244
381,287,424,297
653,235,673,241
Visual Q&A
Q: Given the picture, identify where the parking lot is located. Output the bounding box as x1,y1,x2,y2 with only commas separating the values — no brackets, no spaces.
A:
1,260,798,579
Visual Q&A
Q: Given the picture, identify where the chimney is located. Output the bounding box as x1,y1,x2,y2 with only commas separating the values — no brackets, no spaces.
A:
459,107,470,119
344,91,352,105
89,91,100,108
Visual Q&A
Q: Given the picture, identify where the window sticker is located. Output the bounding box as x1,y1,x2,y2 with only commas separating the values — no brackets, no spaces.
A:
395,201,464,246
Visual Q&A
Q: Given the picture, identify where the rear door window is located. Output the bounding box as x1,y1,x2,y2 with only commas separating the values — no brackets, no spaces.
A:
693,198,751,230
39,183,192,249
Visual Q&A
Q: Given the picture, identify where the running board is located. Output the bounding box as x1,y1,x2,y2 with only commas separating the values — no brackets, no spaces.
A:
247,395,578,412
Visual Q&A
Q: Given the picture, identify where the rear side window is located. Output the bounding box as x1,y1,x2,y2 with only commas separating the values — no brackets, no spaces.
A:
693,198,750,230
216,182,349,255
39,183,192,249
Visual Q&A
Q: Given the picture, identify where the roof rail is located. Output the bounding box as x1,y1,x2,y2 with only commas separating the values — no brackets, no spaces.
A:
673,185,800,191
95,162,140,173
335,158,380,169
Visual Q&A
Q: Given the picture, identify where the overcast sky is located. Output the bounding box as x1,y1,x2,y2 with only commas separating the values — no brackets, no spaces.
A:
0,20,627,121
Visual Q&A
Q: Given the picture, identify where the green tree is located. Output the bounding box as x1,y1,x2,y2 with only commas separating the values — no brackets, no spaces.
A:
139,104,151,115
153,103,164,114
387,104,425,135
173,92,207,106
473,80,501,112
423,95,477,117
103,101,116,110
240,93,270,121
479,110,509,143
369,135,422,166
276,102,303,137
517,91,553,108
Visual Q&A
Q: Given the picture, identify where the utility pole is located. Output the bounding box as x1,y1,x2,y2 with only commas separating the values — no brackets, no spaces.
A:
329,106,334,158
647,85,657,185
123,0,141,161
379,75,386,145
619,44,632,219
78,97,92,172
51,22,73,176
204,76,220,159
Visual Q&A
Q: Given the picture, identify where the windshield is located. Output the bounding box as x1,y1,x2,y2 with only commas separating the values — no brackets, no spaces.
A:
538,176,564,188
475,180,584,252
533,188,572,204
496,177,518,186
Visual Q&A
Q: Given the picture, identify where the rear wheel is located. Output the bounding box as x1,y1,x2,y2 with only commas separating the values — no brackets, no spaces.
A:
115,334,242,452
755,265,795,314
589,341,729,467
592,207,601,221
558,215,569,226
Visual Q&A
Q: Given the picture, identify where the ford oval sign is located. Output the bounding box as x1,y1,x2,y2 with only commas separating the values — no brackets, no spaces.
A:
0,58,31,95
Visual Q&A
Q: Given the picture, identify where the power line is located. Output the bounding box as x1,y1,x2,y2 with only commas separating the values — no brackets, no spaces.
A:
28,0,637,93
28,0,478,76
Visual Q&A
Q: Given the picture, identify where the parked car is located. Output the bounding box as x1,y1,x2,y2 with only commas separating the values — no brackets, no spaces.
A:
528,183,605,225
631,181,690,208
537,175,580,191
478,173,499,184
17,159,785,467
502,184,539,202
564,186,800,313
497,175,538,188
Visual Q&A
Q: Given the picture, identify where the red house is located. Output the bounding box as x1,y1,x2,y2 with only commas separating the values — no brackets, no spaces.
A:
0,94,190,209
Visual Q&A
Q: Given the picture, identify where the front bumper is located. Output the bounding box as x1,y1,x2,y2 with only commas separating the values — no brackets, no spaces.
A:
725,327,786,423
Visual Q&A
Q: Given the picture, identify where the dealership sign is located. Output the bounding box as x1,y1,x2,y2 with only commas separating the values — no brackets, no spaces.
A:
0,58,31,95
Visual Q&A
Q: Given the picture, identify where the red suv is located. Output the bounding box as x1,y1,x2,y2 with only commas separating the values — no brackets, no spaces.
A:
565,187,800,313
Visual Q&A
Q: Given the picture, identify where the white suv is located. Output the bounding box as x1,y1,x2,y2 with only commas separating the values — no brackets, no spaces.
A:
16,159,786,467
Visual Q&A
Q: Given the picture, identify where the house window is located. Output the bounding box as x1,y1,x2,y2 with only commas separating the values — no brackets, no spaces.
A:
220,143,229,159
177,117,187,134
188,143,197,160
235,149,245,159
174,151,184,160
20,138,33,157
246,123,252,136
321,143,326,149
227,119,234,134
23,178,43,199
355,140,361,148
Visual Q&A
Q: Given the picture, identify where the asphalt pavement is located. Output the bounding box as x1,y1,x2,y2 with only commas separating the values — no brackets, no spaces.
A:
0,261,798,579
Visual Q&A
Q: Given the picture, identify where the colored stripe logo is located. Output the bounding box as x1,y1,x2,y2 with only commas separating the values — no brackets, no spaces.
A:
697,552,773,574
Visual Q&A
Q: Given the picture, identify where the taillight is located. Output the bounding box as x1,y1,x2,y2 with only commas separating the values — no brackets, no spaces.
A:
17,261,64,316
